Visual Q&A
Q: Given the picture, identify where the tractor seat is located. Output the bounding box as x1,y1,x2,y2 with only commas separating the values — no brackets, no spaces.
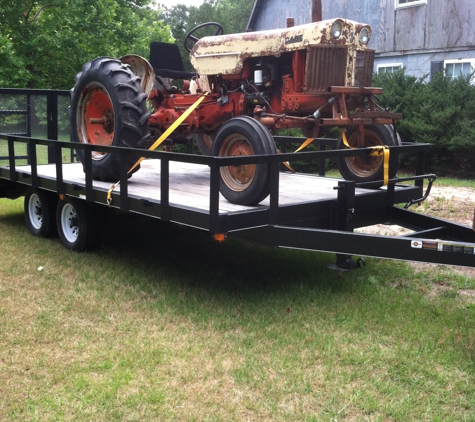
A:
149,42,197,80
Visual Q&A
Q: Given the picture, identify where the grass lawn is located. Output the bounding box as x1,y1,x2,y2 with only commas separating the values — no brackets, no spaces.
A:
1,194,474,421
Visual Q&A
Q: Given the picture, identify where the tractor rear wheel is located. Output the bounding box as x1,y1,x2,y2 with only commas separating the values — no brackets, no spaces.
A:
337,124,401,185
212,116,277,205
71,57,150,182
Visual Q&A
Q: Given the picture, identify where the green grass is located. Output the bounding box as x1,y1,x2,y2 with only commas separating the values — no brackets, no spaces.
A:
1,197,475,421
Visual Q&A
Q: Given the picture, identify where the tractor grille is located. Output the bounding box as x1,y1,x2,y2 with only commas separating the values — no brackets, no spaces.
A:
304,46,348,92
354,49,375,87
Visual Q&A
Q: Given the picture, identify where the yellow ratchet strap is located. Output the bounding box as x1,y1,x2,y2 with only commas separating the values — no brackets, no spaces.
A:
282,137,315,173
341,129,390,186
107,92,209,205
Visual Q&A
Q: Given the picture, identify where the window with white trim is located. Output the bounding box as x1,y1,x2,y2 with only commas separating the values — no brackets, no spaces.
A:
395,0,427,9
444,59,475,80
377,63,403,74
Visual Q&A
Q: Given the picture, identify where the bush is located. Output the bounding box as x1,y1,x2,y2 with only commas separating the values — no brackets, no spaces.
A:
372,70,475,177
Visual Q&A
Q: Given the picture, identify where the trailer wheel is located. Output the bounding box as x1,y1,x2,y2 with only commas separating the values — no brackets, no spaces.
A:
24,188,57,238
56,197,96,251
71,57,150,182
212,116,277,205
337,125,401,184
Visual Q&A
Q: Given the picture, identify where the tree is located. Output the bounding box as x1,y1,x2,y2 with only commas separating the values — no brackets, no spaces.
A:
0,0,173,89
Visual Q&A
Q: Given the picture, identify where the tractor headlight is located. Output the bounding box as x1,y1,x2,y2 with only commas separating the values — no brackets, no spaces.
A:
331,21,342,39
359,27,370,45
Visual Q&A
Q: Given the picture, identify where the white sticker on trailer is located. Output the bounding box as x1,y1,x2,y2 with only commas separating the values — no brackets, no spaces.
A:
411,240,423,249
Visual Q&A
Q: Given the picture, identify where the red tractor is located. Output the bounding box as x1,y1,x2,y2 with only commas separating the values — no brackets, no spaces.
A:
71,18,401,205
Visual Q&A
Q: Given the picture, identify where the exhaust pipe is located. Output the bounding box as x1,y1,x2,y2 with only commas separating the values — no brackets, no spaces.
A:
312,0,322,22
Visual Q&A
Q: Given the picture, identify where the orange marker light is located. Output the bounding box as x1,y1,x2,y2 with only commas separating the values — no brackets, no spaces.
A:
214,233,226,242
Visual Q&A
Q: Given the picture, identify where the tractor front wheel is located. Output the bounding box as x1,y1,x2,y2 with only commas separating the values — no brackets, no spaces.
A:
71,57,150,182
337,124,401,185
212,117,277,205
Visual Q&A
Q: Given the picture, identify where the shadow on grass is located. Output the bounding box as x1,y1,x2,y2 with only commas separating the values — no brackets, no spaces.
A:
0,206,400,302
95,213,379,297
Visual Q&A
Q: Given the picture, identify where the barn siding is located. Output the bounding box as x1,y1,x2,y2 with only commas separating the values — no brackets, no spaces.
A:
425,0,474,49
249,0,312,30
394,6,426,52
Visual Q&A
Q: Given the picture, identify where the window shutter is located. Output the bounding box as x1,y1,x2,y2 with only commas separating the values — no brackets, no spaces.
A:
430,61,444,80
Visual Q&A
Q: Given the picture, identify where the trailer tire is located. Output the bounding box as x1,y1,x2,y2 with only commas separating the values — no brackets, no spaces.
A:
71,57,150,182
337,124,401,185
24,188,58,238
212,116,277,205
56,197,96,251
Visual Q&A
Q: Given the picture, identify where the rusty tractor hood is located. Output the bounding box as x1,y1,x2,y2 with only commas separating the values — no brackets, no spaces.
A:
190,18,372,76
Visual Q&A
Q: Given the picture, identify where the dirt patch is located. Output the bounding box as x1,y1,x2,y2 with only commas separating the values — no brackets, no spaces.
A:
356,184,475,240
358,185,474,235
421,186,475,227
425,281,475,305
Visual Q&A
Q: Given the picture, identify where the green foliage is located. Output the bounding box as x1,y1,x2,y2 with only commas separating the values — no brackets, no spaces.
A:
159,0,254,71
373,70,475,176
0,0,173,89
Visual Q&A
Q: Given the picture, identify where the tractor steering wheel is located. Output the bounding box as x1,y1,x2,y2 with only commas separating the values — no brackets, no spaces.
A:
184,22,224,53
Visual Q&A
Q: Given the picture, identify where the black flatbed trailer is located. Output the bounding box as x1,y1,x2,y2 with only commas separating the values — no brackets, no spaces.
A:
1,131,474,270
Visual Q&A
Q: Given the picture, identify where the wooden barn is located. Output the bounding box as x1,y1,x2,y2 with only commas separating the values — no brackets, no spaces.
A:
246,0,475,80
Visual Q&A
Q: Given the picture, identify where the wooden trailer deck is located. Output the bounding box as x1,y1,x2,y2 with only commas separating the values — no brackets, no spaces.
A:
14,159,410,215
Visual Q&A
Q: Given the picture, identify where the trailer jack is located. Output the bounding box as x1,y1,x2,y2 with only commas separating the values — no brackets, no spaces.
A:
328,254,365,272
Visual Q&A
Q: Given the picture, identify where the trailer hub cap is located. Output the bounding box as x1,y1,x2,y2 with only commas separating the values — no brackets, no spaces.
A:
60,203,79,243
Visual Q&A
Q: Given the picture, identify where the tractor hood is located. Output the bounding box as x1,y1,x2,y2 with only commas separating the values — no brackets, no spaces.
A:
190,18,372,76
